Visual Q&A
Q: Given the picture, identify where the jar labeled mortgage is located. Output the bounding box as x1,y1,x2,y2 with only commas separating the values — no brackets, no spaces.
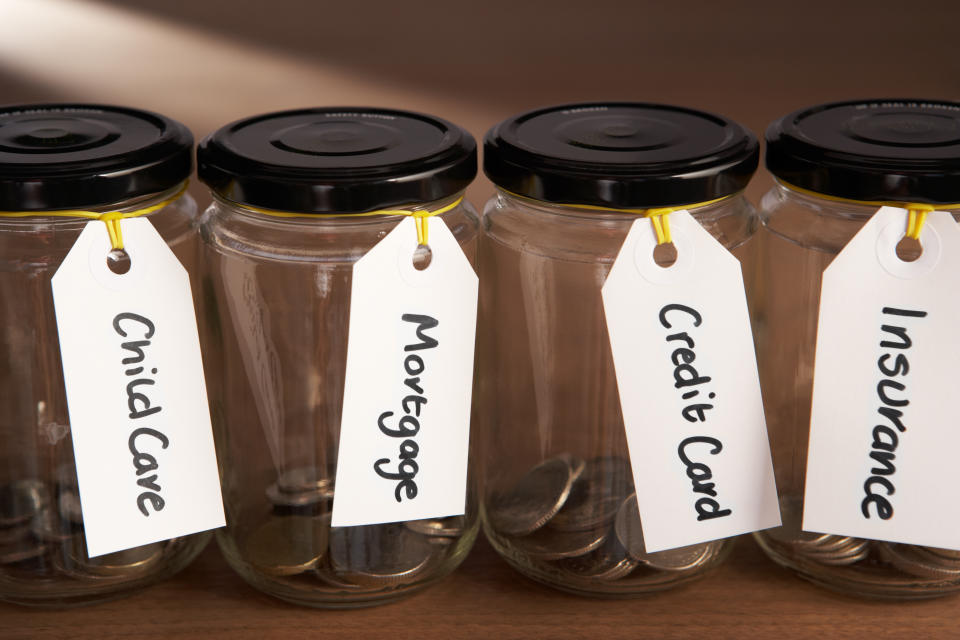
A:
197,107,480,608
477,102,762,596
754,99,960,598
0,104,207,607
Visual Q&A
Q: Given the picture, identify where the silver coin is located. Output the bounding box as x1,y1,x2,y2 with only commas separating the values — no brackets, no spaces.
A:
404,516,465,538
558,536,638,581
511,525,608,561
917,546,960,563
328,523,435,588
613,493,714,571
878,542,960,579
549,456,631,532
0,480,47,527
488,456,580,536
275,466,335,495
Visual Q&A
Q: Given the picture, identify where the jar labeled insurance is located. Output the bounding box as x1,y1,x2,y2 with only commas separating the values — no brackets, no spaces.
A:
0,104,208,606
478,103,764,596
755,100,960,598
197,108,480,607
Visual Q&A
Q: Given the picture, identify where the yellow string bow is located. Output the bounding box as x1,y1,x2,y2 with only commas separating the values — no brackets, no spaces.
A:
0,181,190,250
241,196,464,246
779,181,960,242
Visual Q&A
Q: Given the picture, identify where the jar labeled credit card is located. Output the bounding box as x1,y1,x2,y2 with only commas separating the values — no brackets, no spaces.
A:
755,99,960,598
478,103,780,596
0,104,210,606
198,108,480,607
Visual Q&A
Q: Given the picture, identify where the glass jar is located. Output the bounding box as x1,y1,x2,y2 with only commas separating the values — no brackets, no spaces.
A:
0,104,208,607
197,107,480,608
754,99,960,598
477,103,760,596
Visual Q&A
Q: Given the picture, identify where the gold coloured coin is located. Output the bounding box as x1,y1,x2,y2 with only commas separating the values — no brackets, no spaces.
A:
404,516,465,538
244,515,326,576
66,538,165,578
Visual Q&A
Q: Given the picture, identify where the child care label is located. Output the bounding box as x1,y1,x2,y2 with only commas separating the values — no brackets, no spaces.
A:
52,218,225,558
804,206,960,549
332,217,478,527
602,211,780,553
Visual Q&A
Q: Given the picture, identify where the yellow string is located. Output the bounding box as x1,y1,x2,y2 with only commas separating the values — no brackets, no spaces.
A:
779,181,960,242
0,181,190,250
240,196,464,246
501,190,732,245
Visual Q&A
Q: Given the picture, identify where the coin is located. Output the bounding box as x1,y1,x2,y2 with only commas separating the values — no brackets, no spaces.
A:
488,456,580,536
613,493,714,571
66,537,165,578
0,480,47,527
877,542,960,579
558,536,638,580
404,516,465,538
267,466,336,505
511,525,608,561
328,523,435,588
549,456,631,532
244,515,327,576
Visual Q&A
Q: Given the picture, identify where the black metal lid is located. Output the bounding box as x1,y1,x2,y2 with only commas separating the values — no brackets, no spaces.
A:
766,100,960,204
0,104,193,211
197,107,477,213
483,102,758,208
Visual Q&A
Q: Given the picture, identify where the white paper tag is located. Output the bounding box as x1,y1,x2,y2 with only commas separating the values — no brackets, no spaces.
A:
601,211,781,553
804,206,960,549
51,219,225,557
331,217,478,527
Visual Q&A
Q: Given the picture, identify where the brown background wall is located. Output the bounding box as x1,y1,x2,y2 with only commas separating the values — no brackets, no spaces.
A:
1,0,957,205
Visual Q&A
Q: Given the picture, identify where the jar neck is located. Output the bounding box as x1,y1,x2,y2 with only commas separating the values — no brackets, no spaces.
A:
210,190,468,226
495,188,748,221
772,179,960,217
0,181,191,230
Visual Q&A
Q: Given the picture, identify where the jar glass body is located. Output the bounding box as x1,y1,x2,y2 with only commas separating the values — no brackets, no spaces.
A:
477,190,757,596
0,187,210,607
753,180,960,598
199,194,480,608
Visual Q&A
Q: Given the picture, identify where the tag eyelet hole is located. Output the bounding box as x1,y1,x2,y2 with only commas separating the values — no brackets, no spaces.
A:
652,242,678,268
412,244,433,271
106,248,131,275
895,236,923,263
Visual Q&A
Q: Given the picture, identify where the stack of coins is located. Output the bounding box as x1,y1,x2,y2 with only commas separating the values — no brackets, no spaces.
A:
487,454,722,588
764,497,869,567
876,544,960,580
762,495,960,583
239,464,469,592
1,466,183,582
0,480,48,567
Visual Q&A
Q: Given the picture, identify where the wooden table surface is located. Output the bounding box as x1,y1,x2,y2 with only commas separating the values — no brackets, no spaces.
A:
3,534,957,639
